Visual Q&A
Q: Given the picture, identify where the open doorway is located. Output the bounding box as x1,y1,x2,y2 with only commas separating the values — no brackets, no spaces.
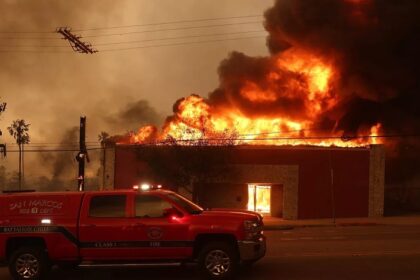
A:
247,184,271,214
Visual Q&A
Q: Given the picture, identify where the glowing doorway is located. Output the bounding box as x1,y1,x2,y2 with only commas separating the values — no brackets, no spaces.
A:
248,185,271,214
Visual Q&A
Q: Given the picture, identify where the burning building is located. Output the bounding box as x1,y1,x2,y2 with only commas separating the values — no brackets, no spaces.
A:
100,0,419,218
101,144,384,220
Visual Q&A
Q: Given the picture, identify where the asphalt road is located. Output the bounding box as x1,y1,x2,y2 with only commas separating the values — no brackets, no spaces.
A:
2,225,420,280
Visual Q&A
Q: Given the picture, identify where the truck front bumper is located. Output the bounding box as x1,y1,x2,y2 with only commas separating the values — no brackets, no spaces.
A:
237,236,266,261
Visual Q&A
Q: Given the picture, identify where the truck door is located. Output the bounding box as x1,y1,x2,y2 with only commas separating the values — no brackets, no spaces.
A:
78,193,134,260
129,193,192,259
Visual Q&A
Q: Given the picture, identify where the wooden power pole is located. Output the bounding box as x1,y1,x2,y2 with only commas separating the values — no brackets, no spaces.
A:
77,116,87,191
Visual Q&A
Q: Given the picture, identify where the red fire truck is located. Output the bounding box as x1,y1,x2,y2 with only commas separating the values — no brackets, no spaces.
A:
0,186,266,279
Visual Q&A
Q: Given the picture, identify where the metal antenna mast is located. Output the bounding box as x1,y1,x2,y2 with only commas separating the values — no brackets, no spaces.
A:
56,27,97,54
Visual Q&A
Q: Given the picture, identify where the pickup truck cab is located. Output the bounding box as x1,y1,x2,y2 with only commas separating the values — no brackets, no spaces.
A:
0,187,266,279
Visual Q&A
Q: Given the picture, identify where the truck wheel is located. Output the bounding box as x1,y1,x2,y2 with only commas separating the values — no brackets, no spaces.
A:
198,241,237,280
9,247,50,280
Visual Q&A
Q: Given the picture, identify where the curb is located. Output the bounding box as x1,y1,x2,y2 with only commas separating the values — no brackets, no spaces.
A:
264,225,295,231
337,222,380,227
264,222,381,230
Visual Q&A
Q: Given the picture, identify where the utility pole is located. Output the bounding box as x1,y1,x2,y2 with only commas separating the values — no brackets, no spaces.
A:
0,144,5,157
0,102,6,160
77,116,87,191
56,27,97,54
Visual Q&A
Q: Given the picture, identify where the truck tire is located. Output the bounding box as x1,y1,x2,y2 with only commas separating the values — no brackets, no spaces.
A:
8,247,50,280
198,241,238,280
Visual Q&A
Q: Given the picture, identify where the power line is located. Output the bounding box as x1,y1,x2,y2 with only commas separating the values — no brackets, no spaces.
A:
84,21,262,38
123,133,420,146
100,35,266,52
0,34,266,53
95,30,265,46
0,35,265,53
0,30,54,34
6,142,99,145
5,134,420,151
73,15,263,32
0,15,262,35
3,127,399,148
0,17,263,42
0,49,72,53
7,147,102,153
0,36,60,40
0,30,265,49
0,44,68,48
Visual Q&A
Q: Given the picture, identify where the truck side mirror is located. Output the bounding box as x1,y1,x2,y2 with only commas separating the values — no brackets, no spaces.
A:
163,207,183,219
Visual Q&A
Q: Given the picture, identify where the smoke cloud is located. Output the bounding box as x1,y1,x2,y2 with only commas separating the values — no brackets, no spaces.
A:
262,0,420,135
207,0,420,138
105,99,162,134
38,127,78,181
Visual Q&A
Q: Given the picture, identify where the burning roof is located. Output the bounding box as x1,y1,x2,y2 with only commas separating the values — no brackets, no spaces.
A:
118,0,420,148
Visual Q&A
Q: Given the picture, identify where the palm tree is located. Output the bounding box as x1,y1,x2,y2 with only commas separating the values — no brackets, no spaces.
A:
7,119,30,190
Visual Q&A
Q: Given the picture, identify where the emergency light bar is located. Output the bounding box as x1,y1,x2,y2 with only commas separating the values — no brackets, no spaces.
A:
133,184,163,191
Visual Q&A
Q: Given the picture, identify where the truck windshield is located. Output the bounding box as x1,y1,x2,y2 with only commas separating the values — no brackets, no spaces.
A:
166,193,203,215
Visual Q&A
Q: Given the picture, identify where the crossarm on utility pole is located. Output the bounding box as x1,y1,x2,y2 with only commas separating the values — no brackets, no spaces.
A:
57,27,97,54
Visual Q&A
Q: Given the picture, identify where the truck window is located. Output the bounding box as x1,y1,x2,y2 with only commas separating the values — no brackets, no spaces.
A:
135,195,173,218
89,195,126,218
166,193,203,214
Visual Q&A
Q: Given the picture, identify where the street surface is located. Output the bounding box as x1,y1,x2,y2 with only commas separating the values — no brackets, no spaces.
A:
1,225,420,279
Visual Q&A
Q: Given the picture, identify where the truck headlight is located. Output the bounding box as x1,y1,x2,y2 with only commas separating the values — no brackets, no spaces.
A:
243,220,263,240
244,220,259,231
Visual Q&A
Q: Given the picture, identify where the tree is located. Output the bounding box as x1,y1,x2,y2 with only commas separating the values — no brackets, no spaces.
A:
98,131,110,145
135,128,238,203
7,119,30,190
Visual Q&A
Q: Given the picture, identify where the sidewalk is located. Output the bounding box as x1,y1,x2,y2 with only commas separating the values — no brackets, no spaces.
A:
263,215,420,230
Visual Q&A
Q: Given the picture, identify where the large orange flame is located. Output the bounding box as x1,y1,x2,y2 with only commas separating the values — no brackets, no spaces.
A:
124,48,382,147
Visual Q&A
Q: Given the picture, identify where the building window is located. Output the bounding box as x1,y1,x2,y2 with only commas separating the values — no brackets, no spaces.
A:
248,184,271,214
89,195,126,218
